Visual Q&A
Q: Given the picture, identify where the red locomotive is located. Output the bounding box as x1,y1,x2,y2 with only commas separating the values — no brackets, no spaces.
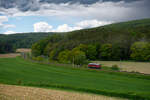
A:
88,63,101,69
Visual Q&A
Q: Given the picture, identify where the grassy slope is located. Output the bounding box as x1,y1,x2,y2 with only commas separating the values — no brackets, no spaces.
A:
0,57,150,99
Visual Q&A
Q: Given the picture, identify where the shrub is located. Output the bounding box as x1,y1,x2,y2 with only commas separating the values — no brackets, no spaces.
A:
32,56,44,62
111,65,120,71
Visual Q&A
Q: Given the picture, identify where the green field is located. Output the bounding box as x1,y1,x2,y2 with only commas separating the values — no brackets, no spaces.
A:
0,57,150,99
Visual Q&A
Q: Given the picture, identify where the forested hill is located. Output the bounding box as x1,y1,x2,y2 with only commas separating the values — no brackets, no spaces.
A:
63,18,150,46
32,18,150,61
0,33,53,53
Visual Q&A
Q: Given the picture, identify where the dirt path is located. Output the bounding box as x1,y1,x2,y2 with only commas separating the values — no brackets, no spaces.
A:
0,84,125,100
0,48,30,58
0,53,20,58
94,61,150,74
16,48,31,53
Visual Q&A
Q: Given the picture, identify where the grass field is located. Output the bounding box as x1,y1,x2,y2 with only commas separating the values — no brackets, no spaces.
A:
94,61,150,74
0,84,124,100
0,57,150,99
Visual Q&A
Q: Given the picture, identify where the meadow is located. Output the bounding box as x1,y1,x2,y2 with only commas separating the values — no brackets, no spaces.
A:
0,57,150,100
94,61,150,74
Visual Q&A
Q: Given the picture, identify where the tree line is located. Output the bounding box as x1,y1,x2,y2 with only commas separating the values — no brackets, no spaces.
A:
32,37,150,65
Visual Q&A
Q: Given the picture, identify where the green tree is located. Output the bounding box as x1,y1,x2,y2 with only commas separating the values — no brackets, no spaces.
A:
49,46,63,61
70,49,87,66
86,45,97,60
31,43,42,57
100,44,112,60
75,44,97,60
112,43,123,60
58,50,70,63
44,43,52,56
31,39,49,57
130,42,150,61
76,44,88,52
49,49,57,61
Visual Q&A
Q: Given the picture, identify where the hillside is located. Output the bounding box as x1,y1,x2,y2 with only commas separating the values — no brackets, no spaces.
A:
60,18,150,48
0,33,53,53
32,18,150,61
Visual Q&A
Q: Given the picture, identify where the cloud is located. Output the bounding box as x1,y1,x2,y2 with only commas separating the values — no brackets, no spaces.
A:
1,0,149,22
0,0,40,12
1,0,133,11
1,0,150,33
76,20,112,28
0,16,16,29
34,22,53,32
4,31,16,34
3,24,16,29
54,24,81,32
0,16,8,23
33,20,112,32
33,22,80,32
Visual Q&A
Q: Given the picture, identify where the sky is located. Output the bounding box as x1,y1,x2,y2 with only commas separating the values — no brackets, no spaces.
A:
0,0,150,34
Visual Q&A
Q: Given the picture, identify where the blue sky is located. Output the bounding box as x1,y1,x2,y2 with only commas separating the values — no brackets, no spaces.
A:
0,15,83,33
0,0,150,34
3,16,78,32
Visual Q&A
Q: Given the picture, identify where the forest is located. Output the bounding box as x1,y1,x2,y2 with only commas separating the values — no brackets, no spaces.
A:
0,33,52,53
31,19,150,63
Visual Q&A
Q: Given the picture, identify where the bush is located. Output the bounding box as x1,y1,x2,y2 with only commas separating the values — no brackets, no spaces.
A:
32,56,44,62
111,65,120,71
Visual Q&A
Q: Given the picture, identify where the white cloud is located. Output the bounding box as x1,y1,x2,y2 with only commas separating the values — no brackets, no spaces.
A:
33,19,112,32
76,20,112,28
3,24,16,29
4,31,16,35
34,22,53,32
33,22,81,32
54,24,81,32
0,16,8,23
0,16,16,29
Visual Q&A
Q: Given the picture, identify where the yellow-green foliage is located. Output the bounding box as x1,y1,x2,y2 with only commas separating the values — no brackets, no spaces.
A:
100,44,112,60
58,50,70,63
32,56,44,62
130,42,150,61
70,49,87,65
44,43,52,55
49,50,56,61
111,64,120,71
